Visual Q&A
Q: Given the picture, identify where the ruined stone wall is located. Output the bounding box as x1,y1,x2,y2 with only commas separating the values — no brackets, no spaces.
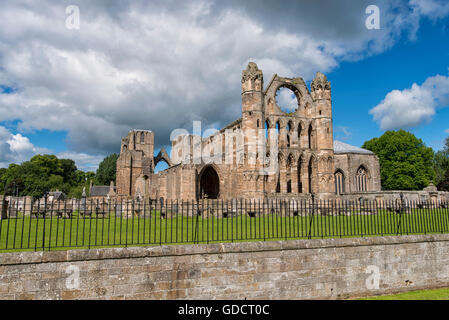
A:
1,235,449,300
151,165,198,201
116,130,154,197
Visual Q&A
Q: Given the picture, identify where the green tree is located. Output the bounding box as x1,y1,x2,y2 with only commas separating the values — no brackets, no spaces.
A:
434,151,449,186
0,154,97,198
362,130,435,190
435,137,449,191
59,158,78,182
438,170,449,191
95,154,118,185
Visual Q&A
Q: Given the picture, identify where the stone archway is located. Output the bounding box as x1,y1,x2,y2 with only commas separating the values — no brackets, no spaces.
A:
199,166,220,199
153,148,173,170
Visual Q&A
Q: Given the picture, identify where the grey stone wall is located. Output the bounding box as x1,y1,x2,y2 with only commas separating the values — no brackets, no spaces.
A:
339,190,449,203
1,235,449,300
334,153,382,193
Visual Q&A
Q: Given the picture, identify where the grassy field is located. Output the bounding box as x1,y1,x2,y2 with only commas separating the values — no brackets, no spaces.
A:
1,207,448,252
358,287,449,300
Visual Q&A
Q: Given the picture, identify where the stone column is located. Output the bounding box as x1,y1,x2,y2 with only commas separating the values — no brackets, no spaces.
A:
291,162,298,194
280,158,287,193
302,158,310,194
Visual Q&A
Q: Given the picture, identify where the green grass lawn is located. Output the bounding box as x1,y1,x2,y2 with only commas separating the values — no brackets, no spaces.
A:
1,207,448,252
358,287,449,300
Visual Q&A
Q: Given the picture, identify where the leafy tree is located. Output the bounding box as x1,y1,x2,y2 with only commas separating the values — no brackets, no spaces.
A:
435,137,449,191
1,164,25,195
438,170,449,191
0,154,97,198
434,151,449,186
59,158,78,182
95,154,118,186
362,130,435,190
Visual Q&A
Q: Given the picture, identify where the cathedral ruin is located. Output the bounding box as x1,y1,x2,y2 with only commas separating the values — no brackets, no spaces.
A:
116,62,382,201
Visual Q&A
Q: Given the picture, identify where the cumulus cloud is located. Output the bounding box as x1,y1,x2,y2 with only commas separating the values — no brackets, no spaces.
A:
0,0,447,162
0,125,103,171
370,74,449,130
0,126,49,167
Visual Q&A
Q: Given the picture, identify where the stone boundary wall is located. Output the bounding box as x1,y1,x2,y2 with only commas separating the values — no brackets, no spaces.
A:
340,190,449,203
1,235,449,300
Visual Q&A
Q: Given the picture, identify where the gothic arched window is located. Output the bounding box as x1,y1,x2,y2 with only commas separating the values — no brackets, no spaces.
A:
356,166,368,192
308,157,315,193
286,156,293,193
276,121,281,147
264,120,269,141
335,170,345,195
308,124,313,149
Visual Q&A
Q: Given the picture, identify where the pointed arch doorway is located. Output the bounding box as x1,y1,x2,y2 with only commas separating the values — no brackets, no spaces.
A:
199,165,220,199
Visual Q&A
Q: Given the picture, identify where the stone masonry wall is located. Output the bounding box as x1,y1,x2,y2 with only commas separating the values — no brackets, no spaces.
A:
1,235,449,300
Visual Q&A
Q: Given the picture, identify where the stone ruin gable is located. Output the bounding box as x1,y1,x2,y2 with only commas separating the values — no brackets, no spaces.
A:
116,130,155,197
245,63,335,198
117,130,177,198
262,74,334,153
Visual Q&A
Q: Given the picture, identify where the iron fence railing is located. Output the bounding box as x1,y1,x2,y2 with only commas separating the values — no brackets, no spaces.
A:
0,196,448,252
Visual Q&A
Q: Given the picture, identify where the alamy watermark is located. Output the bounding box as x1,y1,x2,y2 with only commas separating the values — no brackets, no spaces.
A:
65,5,80,30
365,265,380,290
170,121,280,176
65,265,80,290
365,5,380,30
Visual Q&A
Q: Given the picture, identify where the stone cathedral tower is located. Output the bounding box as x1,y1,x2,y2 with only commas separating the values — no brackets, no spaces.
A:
241,62,265,199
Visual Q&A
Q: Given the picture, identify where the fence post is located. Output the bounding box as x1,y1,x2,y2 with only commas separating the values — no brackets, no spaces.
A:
308,194,315,239
42,191,49,251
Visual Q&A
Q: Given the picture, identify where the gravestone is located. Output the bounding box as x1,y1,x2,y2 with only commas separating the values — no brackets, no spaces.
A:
1,199,8,219
115,204,122,217
8,206,17,218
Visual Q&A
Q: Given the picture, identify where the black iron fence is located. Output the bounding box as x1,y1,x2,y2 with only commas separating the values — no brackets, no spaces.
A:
0,196,448,252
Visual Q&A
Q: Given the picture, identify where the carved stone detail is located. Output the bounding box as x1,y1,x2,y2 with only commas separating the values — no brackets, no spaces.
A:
242,62,263,83
311,72,331,91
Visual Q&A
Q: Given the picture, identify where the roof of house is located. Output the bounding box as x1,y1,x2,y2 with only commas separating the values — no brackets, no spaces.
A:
333,140,374,155
90,186,115,197
49,191,66,200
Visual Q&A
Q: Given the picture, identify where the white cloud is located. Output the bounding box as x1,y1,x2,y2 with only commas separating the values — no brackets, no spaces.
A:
410,0,449,20
0,126,49,167
276,88,298,112
370,74,449,130
0,0,447,157
0,126,103,171
445,129,449,134
334,126,353,141
56,151,104,172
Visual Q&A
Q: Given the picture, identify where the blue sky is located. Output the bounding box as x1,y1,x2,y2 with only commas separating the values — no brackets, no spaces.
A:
331,17,449,151
0,0,448,172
